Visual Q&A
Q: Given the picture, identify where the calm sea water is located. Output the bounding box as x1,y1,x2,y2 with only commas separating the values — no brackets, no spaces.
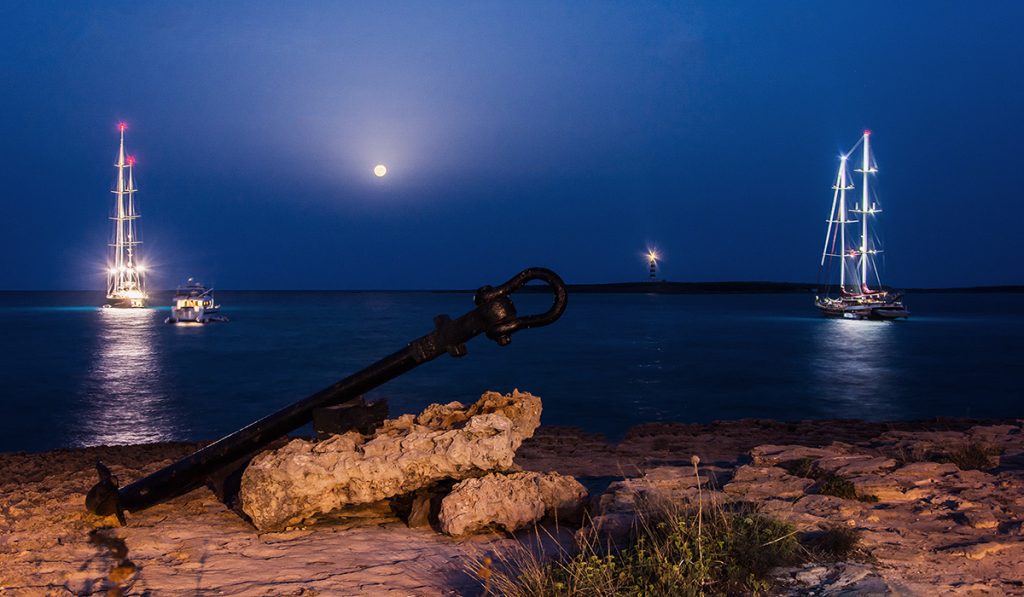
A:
1,290,1022,453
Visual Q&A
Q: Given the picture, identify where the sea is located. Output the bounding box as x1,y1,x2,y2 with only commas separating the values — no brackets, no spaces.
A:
1,290,1022,453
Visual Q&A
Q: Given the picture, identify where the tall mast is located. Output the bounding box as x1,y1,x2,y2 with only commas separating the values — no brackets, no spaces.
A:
127,155,143,295
838,156,848,291
110,123,127,297
107,122,146,304
856,130,876,292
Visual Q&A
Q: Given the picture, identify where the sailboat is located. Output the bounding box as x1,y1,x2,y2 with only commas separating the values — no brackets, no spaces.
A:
815,131,909,320
103,123,148,308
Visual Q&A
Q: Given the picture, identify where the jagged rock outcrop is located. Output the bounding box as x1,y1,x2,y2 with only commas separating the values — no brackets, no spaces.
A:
438,471,587,536
240,390,542,531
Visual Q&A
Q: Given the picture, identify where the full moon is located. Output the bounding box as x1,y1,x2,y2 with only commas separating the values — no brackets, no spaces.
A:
373,164,387,177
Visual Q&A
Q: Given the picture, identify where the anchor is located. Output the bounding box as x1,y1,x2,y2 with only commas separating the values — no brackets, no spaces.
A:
86,267,568,523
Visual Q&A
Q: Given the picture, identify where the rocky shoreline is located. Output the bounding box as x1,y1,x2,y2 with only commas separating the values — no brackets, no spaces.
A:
2,393,1023,595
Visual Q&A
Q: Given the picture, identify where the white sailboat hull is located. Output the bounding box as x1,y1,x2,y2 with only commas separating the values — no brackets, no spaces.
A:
104,296,148,309
815,297,909,320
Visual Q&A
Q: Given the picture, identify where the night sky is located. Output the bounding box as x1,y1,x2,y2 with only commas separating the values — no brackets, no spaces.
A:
2,2,1022,290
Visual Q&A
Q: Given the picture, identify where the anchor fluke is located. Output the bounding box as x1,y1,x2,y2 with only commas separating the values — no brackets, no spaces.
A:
86,462,126,525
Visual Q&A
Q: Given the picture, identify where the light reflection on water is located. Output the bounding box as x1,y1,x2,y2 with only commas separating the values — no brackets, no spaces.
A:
811,318,901,417
75,308,177,447
2,291,1021,452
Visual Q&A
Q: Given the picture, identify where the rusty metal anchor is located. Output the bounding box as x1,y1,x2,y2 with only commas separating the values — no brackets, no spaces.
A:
86,267,568,523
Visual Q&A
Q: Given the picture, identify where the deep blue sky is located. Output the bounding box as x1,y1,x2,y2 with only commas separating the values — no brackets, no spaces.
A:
2,1,1022,289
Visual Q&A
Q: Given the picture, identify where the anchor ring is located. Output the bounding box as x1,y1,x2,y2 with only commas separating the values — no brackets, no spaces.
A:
475,267,568,340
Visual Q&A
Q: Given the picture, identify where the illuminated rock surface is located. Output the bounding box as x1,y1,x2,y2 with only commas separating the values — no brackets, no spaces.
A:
2,417,1024,595
438,471,587,536
240,390,542,531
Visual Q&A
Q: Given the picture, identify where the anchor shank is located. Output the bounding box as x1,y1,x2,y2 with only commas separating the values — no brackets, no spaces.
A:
117,308,491,513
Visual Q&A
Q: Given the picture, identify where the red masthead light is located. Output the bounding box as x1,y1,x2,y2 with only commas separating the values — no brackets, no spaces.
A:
118,121,127,132
126,155,136,166
863,129,871,136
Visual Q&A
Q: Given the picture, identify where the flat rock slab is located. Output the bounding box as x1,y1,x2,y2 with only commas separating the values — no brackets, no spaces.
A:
724,465,814,500
814,454,897,477
750,444,842,466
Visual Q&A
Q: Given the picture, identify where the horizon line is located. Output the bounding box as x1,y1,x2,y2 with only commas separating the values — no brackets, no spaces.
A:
3,281,1023,293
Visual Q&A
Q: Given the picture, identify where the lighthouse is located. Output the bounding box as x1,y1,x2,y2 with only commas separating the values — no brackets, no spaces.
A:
647,249,659,281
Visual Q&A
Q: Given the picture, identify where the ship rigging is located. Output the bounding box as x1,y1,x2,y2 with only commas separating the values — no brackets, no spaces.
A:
104,123,148,308
815,131,909,320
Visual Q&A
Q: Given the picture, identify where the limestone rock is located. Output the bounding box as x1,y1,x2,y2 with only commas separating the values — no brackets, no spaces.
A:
750,444,841,466
240,390,542,531
889,462,959,486
814,455,897,477
793,493,865,520
849,474,917,503
595,466,719,518
962,541,1015,561
724,465,813,500
438,471,587,536
959,508,1000,530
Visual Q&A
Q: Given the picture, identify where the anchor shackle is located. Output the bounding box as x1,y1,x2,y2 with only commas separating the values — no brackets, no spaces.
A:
474,267,568,346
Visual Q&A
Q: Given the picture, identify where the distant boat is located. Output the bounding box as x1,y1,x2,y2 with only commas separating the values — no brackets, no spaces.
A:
104,123,148,308
165,278,228,324
815,131,909,320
